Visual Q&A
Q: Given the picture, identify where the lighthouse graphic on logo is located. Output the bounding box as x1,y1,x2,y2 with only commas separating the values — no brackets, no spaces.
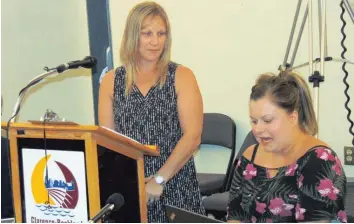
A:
31,154,79,217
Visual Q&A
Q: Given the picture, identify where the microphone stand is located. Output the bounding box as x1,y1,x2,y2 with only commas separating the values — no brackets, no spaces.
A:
279,0,354,144
343,0,354,24
289,57,354,71
5,67,68,223
10,68,64,122
7,67,67,156
279,0,327,129
9,55,97,122
4,57,96,222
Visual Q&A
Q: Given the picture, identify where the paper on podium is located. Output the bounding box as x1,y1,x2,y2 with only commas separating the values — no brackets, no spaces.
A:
101,126,158,151
101,126,141,144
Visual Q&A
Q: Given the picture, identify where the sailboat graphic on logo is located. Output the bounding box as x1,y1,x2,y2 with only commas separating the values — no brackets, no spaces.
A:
31,155,79,217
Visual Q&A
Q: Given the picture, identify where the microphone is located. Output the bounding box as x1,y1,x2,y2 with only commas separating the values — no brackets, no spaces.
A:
88,193,124,223
56,56,97,73
9,56,97,122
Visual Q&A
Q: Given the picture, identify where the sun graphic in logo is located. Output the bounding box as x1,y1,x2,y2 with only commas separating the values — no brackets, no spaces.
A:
31,155,79,217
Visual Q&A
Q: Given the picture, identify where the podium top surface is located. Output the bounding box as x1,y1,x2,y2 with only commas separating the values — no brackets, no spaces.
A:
1,121,159,157
2,121,95,131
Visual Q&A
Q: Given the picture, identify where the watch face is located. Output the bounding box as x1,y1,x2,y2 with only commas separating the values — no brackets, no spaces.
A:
155,176,164,184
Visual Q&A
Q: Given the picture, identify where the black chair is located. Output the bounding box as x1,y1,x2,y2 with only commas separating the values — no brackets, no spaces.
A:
202,131,257,220
346,180,354,222
196,113,236,196
1,136,14,219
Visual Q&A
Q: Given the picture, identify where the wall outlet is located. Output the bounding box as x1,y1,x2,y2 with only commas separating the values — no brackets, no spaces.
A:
344,146,354,165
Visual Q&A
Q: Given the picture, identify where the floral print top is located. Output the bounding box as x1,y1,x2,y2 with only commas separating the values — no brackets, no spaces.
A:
227,145,347,223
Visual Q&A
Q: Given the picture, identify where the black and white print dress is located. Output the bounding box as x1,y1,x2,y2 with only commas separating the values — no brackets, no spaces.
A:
113,62,205,222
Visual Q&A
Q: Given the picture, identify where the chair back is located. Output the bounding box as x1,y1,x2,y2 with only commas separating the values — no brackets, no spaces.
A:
345,180,354,222
199,113,236,192
224,131,257,191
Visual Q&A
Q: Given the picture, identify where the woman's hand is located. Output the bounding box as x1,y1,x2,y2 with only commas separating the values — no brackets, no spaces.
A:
145,176,163,204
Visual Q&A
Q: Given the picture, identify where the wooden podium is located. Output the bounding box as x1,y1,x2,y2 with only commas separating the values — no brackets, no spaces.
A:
1,121,159,223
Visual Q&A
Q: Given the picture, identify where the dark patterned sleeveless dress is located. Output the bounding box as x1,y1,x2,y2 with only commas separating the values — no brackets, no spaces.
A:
113,62,205,223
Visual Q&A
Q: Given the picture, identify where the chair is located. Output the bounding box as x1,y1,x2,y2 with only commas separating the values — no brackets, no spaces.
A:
202,131,257,220
345,180,354,222
195,113,236,196
1,136,14,219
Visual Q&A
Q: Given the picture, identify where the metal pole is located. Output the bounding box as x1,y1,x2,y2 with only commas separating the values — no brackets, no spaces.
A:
343,0,354,24
282,0,303,69
290,7,308,67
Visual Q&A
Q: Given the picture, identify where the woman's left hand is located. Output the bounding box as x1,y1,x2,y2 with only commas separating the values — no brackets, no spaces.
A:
145,176,163,204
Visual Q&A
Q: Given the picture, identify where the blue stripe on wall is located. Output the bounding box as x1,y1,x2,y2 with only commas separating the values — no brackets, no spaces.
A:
86,0,113,125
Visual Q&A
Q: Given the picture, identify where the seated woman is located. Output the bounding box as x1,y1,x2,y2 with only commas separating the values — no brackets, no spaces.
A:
227,71,347,223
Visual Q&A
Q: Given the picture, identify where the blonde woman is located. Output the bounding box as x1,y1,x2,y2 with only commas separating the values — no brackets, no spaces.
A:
99,1,205,222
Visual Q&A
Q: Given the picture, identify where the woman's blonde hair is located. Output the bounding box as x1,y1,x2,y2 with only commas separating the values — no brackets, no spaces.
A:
120,1,172,95
250,71,318,136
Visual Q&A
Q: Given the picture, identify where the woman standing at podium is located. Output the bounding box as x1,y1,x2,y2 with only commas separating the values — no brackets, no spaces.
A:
98,1,205,222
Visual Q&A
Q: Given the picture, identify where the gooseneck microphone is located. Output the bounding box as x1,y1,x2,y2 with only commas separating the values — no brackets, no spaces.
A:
88,193,125,223
9,56,97,122
4,56,98,222
56,56,97,73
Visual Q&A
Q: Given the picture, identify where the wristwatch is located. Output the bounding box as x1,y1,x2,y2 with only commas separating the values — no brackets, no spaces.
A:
154,175,166,186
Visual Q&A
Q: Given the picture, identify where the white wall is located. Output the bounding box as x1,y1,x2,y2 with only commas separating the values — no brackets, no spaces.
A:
1,0,94,125
109,0,354,176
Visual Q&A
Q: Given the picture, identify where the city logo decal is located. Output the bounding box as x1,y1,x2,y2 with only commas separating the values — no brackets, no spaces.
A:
31,154,79,217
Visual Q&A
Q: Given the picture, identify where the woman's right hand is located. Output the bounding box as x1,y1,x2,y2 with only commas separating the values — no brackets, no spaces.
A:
145,176,163,204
